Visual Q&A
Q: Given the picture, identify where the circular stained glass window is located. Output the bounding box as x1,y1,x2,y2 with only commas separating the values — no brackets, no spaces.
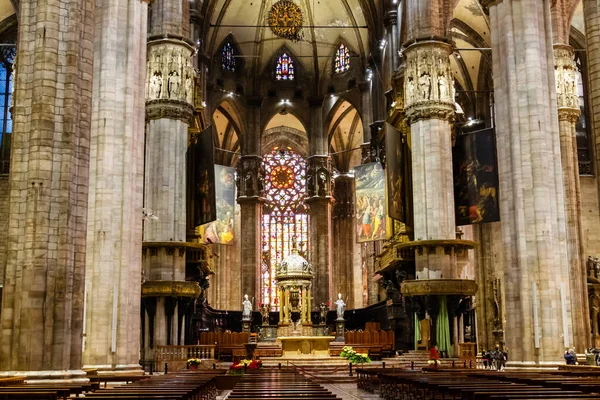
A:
271,166,295,189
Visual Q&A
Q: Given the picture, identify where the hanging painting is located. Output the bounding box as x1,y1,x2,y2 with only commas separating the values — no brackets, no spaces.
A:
355,162,386,243
194,125,217,226
452,127,500,225
199,165,236,245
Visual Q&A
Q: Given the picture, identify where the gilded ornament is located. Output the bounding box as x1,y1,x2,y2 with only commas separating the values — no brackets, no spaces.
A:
268,0,304,42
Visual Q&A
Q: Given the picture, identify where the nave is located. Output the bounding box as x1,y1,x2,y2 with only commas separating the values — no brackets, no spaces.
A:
4,364,600,399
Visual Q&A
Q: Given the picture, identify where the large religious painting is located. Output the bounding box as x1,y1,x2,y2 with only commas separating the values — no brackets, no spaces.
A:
194,126,216,226
355,162,386,242
199,165,236,245
385,123,406,222
261,147,308,310
453,127,500,225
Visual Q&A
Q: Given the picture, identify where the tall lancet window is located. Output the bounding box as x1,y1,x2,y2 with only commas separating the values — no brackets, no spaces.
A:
334,43,350,74
275,53,294,80
0,45,15,174
261,147,308,310
221,42,236,72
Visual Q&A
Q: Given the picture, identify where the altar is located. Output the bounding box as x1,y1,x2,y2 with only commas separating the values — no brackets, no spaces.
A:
278,336,336,357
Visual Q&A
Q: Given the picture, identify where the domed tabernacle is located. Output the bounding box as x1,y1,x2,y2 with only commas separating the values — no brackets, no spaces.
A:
276,249,312,278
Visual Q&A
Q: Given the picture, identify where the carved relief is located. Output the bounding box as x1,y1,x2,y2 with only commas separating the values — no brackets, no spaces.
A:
554,45,580,115
146,41,195,105
403,41,455,122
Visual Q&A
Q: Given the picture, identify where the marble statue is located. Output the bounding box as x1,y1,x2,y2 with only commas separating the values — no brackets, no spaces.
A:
335,293,345,320
168,71,180,99
242,294,252,320
149,72,162,99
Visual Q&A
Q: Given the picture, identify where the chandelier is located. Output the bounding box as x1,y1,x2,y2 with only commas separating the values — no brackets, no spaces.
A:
268,0,304,42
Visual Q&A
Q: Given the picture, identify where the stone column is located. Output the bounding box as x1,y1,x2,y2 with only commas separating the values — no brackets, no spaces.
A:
332,175,356,306
554,44,591,351
399,34,477,352
238,97,263,303
0,0,94,379
482,0,573,363
82,0,148,374
583,0,600,203
404,40,459,279
142,0,199,364
306,96,333,308
384,7,399,74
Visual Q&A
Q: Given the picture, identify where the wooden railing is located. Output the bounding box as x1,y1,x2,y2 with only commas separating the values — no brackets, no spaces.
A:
155,344,216,362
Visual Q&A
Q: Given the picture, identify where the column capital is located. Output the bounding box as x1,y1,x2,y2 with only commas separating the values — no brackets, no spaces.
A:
237,155,264,200
403,40,455,124
383,10,398,27
305,155,332,200
146,41,196,121
553,44,580,112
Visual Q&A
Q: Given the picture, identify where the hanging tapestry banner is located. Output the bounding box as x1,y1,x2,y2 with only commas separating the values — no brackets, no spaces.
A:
200,165,236,245
452,127,500,225
355,162,387,242
385,123,407,223
194,125,216,226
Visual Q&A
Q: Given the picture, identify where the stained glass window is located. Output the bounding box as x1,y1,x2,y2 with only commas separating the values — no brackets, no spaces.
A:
334,43,350,74
275,53,295,80
221,42,236,72
261,147,308,310
0,46,15,174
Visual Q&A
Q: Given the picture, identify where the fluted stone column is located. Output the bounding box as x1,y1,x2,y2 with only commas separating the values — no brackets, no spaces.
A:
554,44,591,351
239,97,263,302
0,0,94,379
483,0,573,363
142,0,199,364
306,96,333,308
82,0,148,373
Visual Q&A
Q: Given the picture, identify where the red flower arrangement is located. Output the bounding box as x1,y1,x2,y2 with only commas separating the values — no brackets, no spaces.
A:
228,359,262,375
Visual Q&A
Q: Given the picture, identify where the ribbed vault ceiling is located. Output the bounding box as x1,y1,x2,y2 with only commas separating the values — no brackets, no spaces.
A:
204,0,381,79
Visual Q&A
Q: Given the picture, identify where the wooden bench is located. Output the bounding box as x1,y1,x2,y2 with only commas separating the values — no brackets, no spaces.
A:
227,370,340,399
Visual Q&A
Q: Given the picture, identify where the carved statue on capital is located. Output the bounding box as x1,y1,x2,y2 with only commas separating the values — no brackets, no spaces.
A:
403,41,455,123
554,45,580,121
146,41,196,105
306,156,332,198
238,156,263,198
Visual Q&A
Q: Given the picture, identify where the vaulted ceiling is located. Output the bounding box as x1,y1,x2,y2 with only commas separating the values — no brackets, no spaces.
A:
202,0,382,80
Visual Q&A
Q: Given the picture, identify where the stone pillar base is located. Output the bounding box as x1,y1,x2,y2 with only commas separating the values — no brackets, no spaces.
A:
0,370,89,384
335,319,345,342
242,320,252,333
